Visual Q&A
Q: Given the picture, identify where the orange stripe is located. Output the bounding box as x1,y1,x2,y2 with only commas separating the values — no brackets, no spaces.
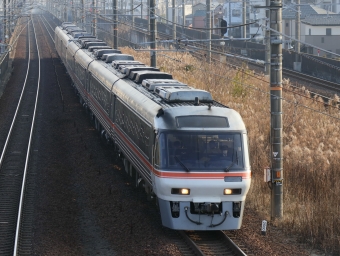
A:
270,87,282,90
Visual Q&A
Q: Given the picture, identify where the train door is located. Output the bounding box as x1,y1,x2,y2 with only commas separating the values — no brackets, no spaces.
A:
86,71,91,93
109,94,116,122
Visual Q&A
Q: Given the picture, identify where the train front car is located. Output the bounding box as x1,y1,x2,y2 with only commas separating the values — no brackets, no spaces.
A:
153,105,251,230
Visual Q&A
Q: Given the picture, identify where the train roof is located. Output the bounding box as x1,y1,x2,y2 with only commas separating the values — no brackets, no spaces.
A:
69,34,229,109
88,60,161,122
57,25,247,130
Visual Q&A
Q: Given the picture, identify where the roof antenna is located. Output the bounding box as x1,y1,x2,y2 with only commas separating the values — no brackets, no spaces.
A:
194,97,200,106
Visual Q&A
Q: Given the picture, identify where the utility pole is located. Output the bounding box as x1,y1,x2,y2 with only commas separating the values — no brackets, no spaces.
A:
113,0,118,48
294,0,301,71
150,0,157,67
270,0,283,220
206,0,211,62
172,0,176,40
295,0,300,59
265,0,270,76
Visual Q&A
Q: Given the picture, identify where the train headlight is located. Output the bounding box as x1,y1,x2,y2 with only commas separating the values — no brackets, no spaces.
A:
224,188,242,195
171,188,190,195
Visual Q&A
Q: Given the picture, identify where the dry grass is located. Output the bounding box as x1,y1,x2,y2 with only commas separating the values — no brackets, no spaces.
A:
120,47,340,253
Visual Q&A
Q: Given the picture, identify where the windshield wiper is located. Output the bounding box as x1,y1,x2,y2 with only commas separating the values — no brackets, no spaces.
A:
224,150,238,172
175,156,190,172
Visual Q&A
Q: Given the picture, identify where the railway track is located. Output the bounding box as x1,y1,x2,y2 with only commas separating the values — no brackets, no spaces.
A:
178,230,248,256
0,15,41,255
282,68,340,93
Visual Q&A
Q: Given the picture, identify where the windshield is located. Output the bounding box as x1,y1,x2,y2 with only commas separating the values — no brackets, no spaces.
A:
156,132,244,171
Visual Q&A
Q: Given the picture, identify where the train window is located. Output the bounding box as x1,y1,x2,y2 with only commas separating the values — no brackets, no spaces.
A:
176,116,229,128
115,99,152,157
90,75,110,113
154,137,161,167
158,132,244,171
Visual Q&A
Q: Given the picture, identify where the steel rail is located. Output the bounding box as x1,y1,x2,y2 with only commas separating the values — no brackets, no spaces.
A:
180,230,248,256
0,21,32,169
282,68,340,92
13,15,42,256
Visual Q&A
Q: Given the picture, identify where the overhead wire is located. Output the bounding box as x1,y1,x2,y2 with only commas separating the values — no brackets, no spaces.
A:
67,5,340,121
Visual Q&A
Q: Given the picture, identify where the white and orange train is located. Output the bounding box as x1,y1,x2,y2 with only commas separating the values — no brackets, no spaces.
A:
55,22,251,230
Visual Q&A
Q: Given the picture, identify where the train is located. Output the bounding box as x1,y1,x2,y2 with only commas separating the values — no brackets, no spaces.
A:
54,22,251,230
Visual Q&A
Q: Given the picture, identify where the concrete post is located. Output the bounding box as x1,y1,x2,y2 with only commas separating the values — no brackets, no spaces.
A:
270,0,283,220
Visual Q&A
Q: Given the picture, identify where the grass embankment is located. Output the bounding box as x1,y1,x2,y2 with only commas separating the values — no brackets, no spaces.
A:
121,47,340,253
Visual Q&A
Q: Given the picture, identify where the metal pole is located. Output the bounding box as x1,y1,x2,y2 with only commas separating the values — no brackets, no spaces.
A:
182,0,185,26
3,0,7,44
72,0,75,23
265,0,270,76
166,0,168,25
8,0,11,39
82,0,86,30
131,0,134,44
150,0,157,67
64,0,67,22
147,0,150,32
270,0,283,220
212,10,214,34
113,0,118,48
295,0,300,61
242,0,246,38
172,0,176,40
206,0,211,62
94,0,97,36
192,0,193,26
228,2,231,37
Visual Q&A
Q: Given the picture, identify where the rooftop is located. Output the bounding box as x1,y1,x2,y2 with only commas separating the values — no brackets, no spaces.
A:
302,14,340,25
282,4,335,19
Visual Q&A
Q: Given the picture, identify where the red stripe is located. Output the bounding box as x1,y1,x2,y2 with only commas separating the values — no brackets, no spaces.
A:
154,170,251,179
